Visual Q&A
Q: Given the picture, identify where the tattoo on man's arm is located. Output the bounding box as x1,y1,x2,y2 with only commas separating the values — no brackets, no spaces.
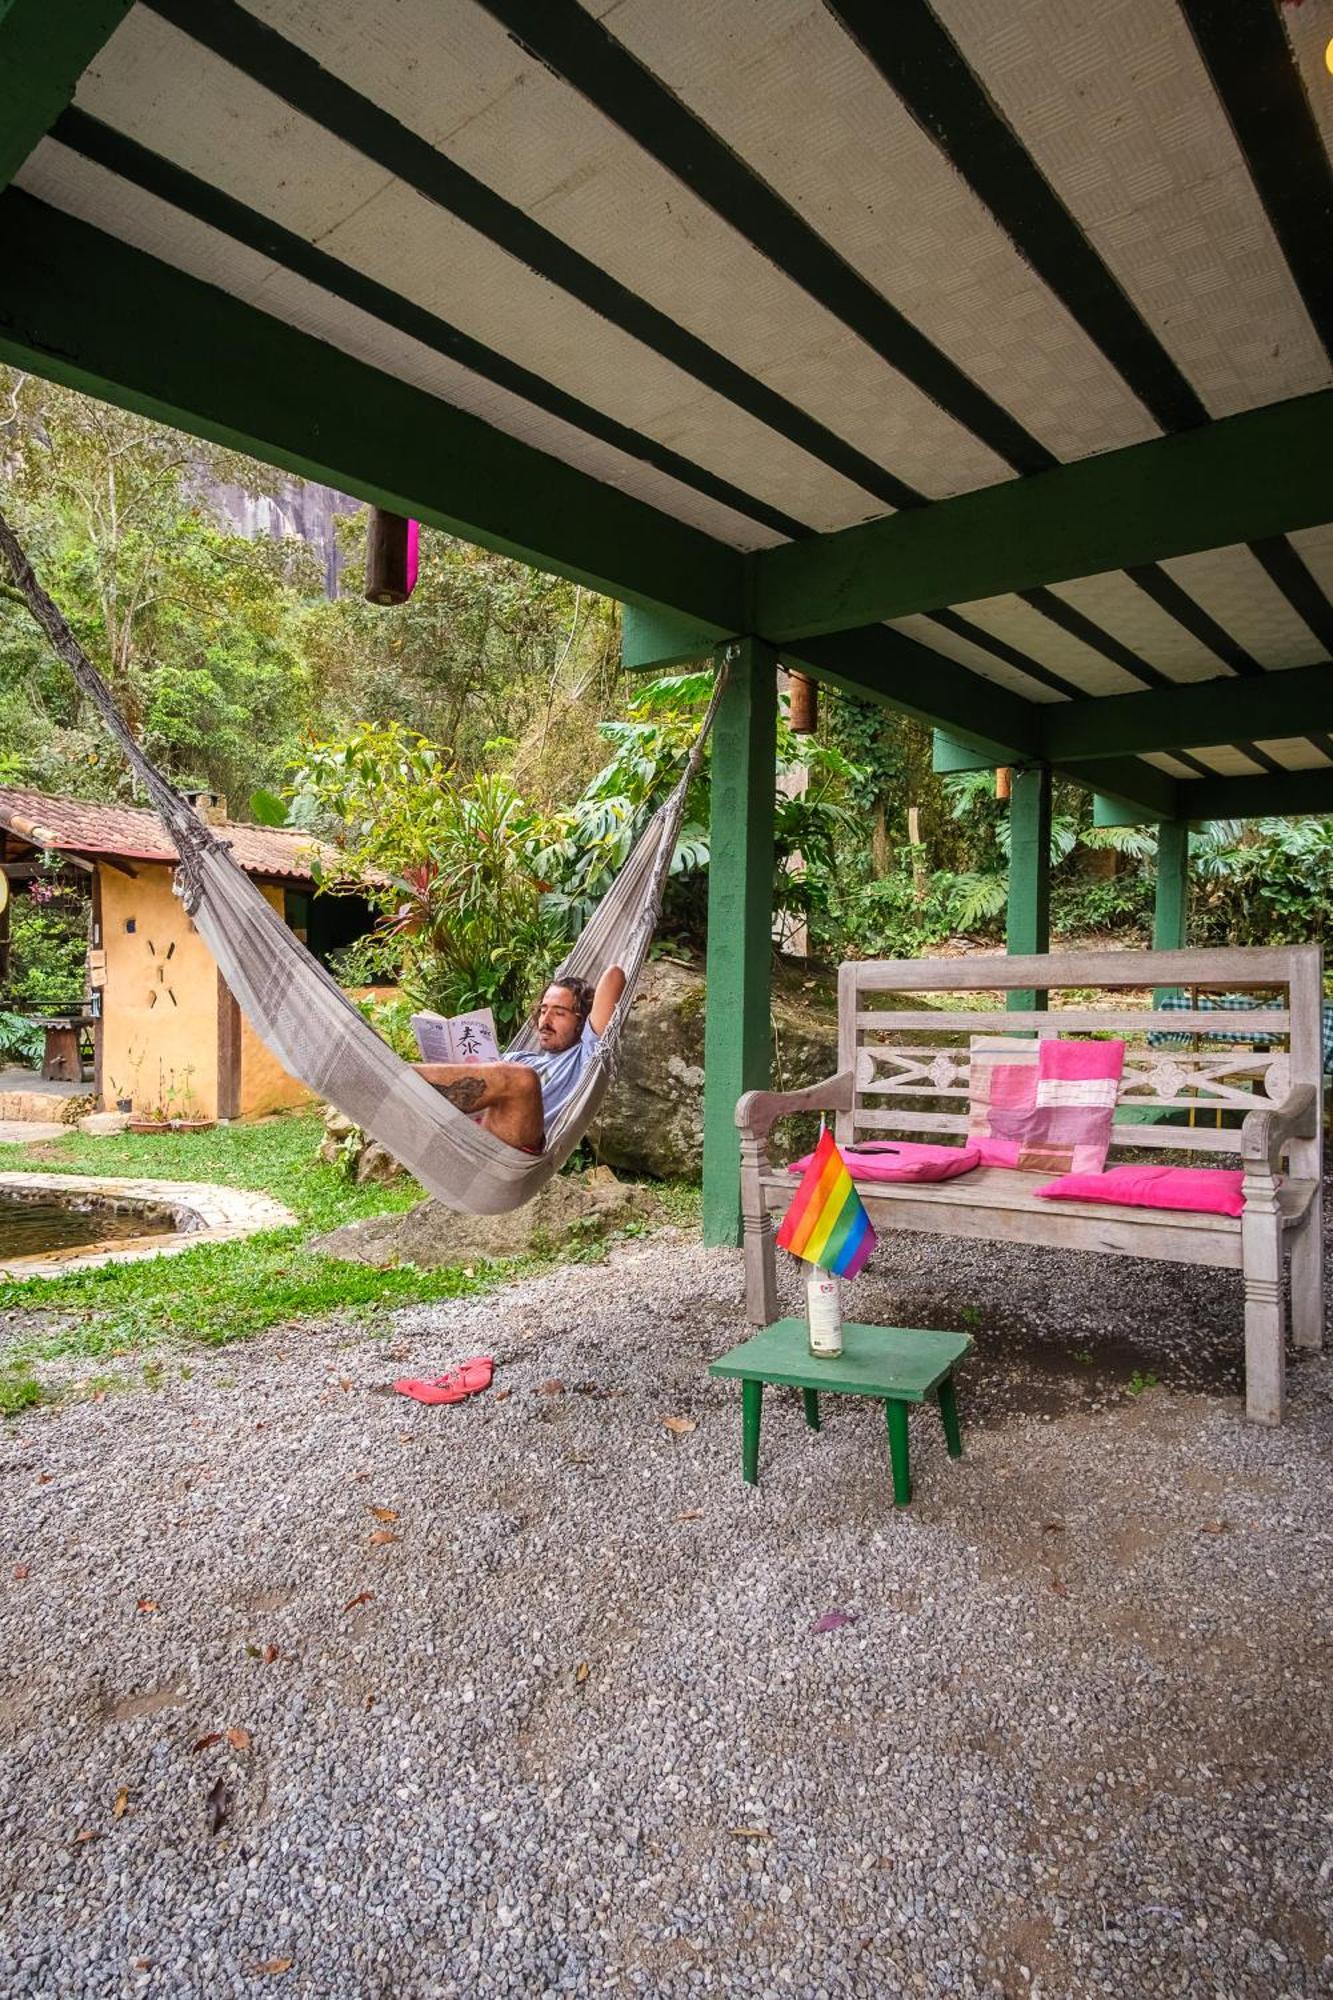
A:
439,1075,486,1113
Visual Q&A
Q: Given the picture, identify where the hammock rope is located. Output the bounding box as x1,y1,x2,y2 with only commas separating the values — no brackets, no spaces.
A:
0,505,727,1214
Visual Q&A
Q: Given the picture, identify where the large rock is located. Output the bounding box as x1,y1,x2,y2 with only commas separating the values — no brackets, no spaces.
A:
590,955,838,1180
311,1166,654,1268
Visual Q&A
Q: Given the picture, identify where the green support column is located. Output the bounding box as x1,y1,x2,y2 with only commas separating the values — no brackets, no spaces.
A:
1006,765,1051,1012
702,636,777,1246
1153,819,1190,1004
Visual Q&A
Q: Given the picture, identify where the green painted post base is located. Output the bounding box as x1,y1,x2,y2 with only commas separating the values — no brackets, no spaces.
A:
1006,765,1051,1013
802,1388,821,1431
702,637,777,1246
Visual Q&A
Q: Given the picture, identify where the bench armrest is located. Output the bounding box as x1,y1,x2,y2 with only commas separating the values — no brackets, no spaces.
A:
735,1069,855,1144
1242,1084,1319,1178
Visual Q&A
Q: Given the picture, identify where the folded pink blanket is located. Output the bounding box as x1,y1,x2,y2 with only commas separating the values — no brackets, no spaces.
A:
1034,1164,1248,1217
969,1036,1126,1175
788,1141,981,1184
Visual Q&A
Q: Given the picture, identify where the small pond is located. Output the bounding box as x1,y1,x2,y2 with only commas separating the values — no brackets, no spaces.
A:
0,1192,176,1259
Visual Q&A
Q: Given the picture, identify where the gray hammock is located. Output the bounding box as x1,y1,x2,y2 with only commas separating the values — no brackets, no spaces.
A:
0,507,723,1215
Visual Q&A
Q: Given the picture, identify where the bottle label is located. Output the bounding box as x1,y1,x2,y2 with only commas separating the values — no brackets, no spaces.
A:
806,1272,842,1356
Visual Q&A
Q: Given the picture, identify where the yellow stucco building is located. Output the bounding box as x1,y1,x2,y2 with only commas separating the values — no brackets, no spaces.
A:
0,787,372,1121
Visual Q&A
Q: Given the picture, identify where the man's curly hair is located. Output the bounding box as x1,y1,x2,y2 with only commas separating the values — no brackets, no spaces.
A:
536,974,595,1023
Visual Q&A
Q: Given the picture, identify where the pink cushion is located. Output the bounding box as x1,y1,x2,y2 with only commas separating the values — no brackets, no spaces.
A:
1034,1163,1248,1217
788,1141,981,1184
969,1036,1126,1175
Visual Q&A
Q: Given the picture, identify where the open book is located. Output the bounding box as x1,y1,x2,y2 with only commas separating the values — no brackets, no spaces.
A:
410,1006,500,1065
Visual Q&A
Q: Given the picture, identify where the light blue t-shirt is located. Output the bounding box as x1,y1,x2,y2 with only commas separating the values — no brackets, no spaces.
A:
512,1019,600,1127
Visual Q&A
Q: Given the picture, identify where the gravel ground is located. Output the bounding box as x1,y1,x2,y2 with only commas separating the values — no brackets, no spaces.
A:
1,1212,1331,2000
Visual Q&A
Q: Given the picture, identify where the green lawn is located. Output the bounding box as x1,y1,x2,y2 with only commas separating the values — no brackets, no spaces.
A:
0,1115,700,1416
0,1115,487,1412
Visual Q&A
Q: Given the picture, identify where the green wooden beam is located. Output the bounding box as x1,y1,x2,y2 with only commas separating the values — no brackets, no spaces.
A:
0,189,745,633
1094,793,1160,828
622,604,729,673
702,638,777,1248
784,625,1040,761
0,0,131,191
1006,766,1051,1013
1062,756,1178,820
755,390,1333,640
1180,768,1333,819
932,729,1015,774
1042,661,1333,762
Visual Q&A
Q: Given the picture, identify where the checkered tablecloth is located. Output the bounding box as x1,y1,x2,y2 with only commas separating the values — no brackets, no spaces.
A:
1151,990,1333,1072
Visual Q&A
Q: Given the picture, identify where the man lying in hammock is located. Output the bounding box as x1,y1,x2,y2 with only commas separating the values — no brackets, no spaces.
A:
413,965,626,1152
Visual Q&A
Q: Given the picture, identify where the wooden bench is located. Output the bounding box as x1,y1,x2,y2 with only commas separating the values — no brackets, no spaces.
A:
737,948,1324,1427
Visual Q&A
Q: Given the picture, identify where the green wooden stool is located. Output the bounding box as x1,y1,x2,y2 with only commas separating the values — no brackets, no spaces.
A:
709,1320,971,1506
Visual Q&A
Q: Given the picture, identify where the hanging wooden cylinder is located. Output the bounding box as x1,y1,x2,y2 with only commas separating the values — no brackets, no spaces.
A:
788,671,818,734
364,508,419,605
995,765,1012,801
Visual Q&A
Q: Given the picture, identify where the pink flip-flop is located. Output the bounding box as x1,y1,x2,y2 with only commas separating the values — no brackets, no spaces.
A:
393,1356,494,1405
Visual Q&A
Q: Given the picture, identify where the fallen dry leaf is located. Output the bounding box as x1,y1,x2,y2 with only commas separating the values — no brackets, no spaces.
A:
729,1826,770,1841
225,1728,251,1753
811,1610,856,1633
135,1598,159,1615
369,1530,399,1547
662,1416,697,1436
1041,1520,1066,1535
35,1473,51,1486
675,1510,703,1522
12,1563,30,1580
364,1692,377,1711
73,1829,101,1844
369,1505,398,1523
1198,1520,1231,1535
574,1661,590,1685
192,1733,223,1754
251,1958,294,1977
1049,1575,1069,1599
92,1391,106,1405
113,1787,129,1820
206,1777,230,1836
338,1378,352,1393
493,1387,513,1402
133,1962,153,1973
343,1590,374,1613
536,1379,566,1396
262,1644,280,1665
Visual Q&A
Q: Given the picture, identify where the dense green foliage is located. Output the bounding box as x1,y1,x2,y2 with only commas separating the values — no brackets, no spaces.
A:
2,368,1330,1007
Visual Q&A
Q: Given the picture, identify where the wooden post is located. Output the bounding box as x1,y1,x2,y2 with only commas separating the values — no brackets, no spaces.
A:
702,637,776,1247
1152,819,1190,1007
787,671,818,734
1006,765,1051,1012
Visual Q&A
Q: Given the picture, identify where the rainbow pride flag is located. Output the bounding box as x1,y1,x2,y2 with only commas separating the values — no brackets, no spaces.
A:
776,1128,876,1279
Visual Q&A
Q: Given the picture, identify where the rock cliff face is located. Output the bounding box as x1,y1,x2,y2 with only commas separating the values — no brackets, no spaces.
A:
195,467,361,595
590,955,839,1180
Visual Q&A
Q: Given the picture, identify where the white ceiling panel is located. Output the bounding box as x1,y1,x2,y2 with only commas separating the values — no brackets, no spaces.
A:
944,593,1145,696
1143,752,1204,780
15,139,788,552
580,0,1161,466
1048,568,1230,684
239,0,1016,505
1251,738,1333,773
1184,744,1268,777
935,0,1331,418
887,614,1067,704
73,9,884,534
1158,544,1329,668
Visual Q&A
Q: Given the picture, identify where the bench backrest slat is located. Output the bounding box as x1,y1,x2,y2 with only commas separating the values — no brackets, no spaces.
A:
835,946,1322,1164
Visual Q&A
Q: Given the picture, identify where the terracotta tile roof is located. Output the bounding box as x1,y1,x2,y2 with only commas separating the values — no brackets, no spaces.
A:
0,786,336,884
